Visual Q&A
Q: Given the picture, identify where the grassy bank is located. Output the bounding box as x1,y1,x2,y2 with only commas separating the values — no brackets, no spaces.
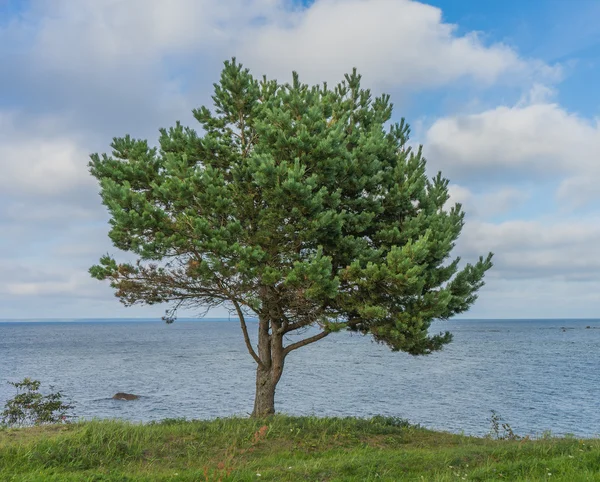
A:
1,416,599,481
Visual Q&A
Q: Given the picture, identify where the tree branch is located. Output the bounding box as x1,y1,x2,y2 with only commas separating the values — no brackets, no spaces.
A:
283,330,330,356
281,318,313,334
232,299,264,368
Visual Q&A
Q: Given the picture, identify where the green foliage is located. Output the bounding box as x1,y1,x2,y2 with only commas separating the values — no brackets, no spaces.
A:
89,58,492,356
0,416,598,481
1,378,74,428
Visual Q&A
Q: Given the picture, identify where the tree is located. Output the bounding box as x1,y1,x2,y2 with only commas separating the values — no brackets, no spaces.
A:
89,59,493,417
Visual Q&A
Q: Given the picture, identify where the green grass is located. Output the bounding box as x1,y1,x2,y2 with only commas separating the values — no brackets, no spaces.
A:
0,416,599,481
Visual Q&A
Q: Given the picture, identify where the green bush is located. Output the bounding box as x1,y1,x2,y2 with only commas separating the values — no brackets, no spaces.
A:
1,378,74,428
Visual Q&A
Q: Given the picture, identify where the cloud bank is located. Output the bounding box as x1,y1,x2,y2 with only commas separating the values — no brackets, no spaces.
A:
0,0,596,318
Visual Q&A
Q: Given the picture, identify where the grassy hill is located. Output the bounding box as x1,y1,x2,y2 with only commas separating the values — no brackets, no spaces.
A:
1,416,599,481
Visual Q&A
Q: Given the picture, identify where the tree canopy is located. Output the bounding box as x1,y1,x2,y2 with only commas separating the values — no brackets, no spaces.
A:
89,59,493,416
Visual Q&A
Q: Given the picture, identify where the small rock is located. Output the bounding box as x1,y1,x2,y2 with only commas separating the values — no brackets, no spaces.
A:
586,326,591,329
112,392,139,401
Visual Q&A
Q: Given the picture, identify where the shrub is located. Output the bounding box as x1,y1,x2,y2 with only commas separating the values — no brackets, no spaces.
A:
1,378,74,428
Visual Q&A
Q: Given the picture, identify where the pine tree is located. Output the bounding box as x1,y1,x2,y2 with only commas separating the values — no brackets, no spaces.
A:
89,59,493,417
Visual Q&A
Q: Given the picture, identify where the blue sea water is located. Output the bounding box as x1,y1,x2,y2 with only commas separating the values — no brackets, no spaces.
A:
0,318,599,437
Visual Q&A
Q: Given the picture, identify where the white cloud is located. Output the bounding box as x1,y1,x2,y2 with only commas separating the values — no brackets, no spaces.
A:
463,219,600,252
427,101,600,176
446,184,473,208
0,111,95,198
556,176,600,209
0,257,94,297
465,277,600,319
1,139,88,195
478,188,530,217
446,185,530,218
5,280,79,297
425,88,600,208
458,220,600,281
6,0,557,92
28,0,281,67
240,0,559,88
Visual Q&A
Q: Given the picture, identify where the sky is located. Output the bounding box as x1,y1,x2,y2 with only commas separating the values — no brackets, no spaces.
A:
0,0,599,319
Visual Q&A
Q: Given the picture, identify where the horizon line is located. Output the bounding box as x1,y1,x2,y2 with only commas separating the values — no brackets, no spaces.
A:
1,317,599,322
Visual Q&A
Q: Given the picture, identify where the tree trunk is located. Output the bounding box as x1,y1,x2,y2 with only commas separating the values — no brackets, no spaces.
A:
251,314,285,418
252,366,276,417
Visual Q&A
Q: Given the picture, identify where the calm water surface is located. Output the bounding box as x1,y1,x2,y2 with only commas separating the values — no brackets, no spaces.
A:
1,318,599,437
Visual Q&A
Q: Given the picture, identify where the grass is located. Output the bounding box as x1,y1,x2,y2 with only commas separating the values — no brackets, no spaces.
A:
0,416,599,481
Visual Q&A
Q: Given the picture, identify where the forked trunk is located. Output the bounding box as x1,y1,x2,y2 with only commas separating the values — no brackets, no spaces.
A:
251,314,285,418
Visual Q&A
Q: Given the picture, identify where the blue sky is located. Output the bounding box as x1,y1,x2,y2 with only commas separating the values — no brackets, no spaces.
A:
0,0,598,319
430,0,600,116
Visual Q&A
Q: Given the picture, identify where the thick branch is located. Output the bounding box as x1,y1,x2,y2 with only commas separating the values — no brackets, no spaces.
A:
232,299,264,368
281,318,313,334
283,330,329,356
279,304,327,334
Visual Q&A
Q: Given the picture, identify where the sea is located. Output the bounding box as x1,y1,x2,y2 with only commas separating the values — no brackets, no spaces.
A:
1,318,599,437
